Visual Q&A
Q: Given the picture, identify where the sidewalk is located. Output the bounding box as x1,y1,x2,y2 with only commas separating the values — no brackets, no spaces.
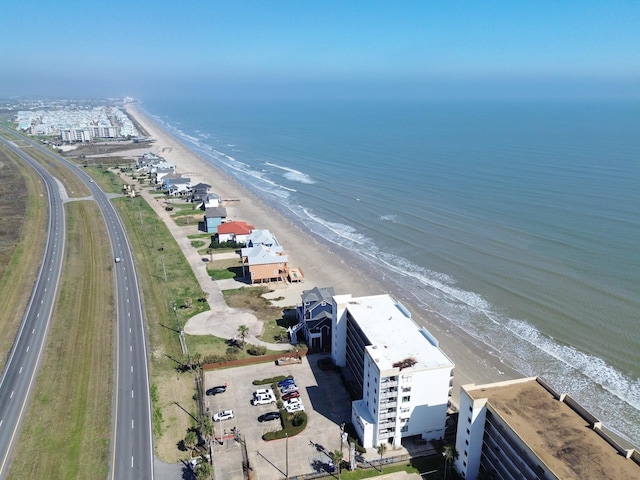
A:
137,185,294,351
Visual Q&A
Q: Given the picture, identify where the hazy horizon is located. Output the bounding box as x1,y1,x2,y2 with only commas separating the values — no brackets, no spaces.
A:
1,1,638,101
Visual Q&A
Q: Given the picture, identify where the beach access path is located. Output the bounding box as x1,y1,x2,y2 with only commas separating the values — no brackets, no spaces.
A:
136,184,303,350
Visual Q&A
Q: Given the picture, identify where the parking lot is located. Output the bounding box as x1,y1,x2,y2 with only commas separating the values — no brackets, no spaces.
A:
203,354,353,480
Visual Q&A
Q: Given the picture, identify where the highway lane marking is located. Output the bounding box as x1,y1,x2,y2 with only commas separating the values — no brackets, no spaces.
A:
131,366,133,372
0,420,3,428
9,391,13,399
26,346,29,353
132,390,134,398
18,368,22,374
131,419,134,429
32,329,34,334
131,456,134,468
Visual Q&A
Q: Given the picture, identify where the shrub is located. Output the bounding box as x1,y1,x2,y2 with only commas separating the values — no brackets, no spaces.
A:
262,411,307,441
247,345,267,356
252,375,291,386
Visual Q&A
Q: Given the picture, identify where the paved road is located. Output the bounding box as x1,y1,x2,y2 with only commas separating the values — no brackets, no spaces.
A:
0,134,154,479
0,137,67,478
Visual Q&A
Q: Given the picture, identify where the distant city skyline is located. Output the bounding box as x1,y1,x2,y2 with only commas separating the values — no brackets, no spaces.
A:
2,1,638,100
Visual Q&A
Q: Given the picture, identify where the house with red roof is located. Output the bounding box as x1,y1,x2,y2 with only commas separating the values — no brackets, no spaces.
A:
216,221,255,245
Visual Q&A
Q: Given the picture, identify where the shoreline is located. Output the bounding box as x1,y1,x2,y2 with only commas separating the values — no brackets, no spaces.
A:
124,102,523,407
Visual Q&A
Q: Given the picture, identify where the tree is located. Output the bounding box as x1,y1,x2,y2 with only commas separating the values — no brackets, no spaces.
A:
207,247,214,261
200,290,209,302
376,443,387,468
442,444,459,480
184,297,193,308
183,430,198,451
332,449,344,480
194,457,212,480
237,325,249,347
199,415,214,449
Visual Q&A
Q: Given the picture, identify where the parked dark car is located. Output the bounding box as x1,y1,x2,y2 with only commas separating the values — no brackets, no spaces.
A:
206,385,227,396
258,411,280,422
277,377,295,387
282,391,300,401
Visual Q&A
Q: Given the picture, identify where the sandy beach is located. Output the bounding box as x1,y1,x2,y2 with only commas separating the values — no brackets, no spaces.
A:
124,102,522,406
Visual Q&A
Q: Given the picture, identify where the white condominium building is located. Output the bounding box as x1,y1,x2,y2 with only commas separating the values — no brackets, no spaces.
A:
332,294,454,448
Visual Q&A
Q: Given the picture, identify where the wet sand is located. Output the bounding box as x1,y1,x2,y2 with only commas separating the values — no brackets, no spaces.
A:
124,102,523,407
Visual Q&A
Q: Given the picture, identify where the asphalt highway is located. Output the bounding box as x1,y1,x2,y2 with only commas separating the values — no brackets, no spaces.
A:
0,135,154,479
0,137,67,478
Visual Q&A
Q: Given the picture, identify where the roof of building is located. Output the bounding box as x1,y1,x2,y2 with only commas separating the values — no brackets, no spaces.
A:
217,221,255,235
465,378,640,480
204,207,227,218
337,294,454,372
301,286,335,305
247,229,280,247
242,244,288,266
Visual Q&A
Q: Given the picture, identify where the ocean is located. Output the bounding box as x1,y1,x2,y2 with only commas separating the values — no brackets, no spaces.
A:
140,97,640,445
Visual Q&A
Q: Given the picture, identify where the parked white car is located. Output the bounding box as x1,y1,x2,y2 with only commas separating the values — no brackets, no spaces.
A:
253,388,274,398
284,398,302,408
251,393,276,406
213,409,235,421
285,402,305,413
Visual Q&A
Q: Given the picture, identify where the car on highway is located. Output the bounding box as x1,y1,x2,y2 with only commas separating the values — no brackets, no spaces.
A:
282,391,300,401
213,410,235,422
206,385,226,396
280,384,298,395
285,402,305,413
258,411,280,422
277,377,295,387
114,257,122,263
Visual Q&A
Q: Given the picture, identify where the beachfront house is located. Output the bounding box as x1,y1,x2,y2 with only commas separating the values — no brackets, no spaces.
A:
204,207,228,233
240,244,288,283
454,377,640,480
216,221,255,244
190,182,212,203
246,229,280,248
153,167,175,185
135,152,164,171
198,194,220,210
332,293,454,448
290,287,335,351
165,176,191,196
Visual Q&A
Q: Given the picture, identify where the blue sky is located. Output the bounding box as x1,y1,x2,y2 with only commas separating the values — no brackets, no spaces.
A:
1,1,638,99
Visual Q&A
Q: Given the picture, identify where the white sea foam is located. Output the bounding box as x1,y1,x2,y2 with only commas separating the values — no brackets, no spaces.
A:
380,214,398,222
146,104,640,447
265,162,316,184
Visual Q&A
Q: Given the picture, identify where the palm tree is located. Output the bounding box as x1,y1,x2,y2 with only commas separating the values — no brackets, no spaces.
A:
199,415,214,449
183,430,198,451
442,444,459,480
332,449,344,479
376,442,387,469
237,324,249,347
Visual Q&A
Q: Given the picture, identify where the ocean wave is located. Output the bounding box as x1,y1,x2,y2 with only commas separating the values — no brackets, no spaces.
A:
380,214,399,222
265,162,316,184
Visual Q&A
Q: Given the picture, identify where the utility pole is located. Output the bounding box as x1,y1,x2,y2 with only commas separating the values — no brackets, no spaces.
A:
285,433,289,479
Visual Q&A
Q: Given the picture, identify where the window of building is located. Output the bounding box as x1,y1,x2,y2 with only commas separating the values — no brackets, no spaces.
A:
469,406,473,412
402,386,412,393
463,461,467,467
401,425,408,432
467,417,471,423
466,429,470,435
402,396,411,403
464,450,467,457
465,439,469,446
401,375,412,383
400,407,410,413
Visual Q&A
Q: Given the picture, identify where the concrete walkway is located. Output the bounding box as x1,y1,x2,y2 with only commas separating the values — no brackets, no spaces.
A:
137,184,293,351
